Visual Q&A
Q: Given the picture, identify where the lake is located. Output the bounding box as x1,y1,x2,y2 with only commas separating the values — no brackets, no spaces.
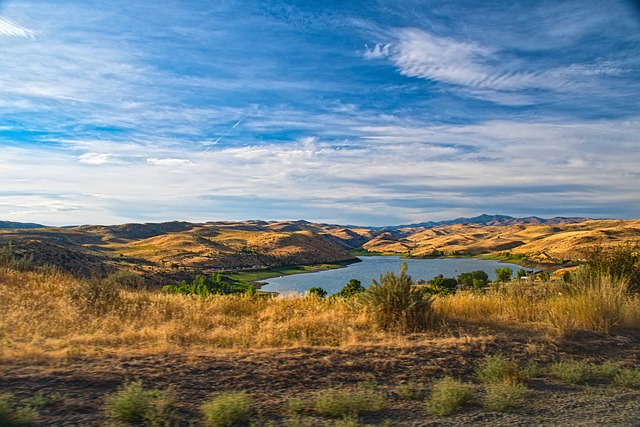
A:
260,256,525,295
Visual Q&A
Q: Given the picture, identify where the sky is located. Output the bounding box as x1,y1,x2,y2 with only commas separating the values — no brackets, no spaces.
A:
1,0,639,227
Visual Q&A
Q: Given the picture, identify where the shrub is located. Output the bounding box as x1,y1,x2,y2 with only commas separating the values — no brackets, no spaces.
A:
70,278,122,315
334,279,366,298
284,397,307,414
614,367,640,389
550,361,592,384
583,243,640,292
103,270,147,290
397,381,424,400
521,360,543,380
425,377,474,416
201,391,252,427
0,395,38,427
308,287,327,298
163,273,245,296
483,381,527,412
362,262,433,332
425,275,457,295
591,361,620,380
549,268,630,334
313,388,387,418
475,355,520,384
494,267,513,283
23,391,66,410
457,270,489,288
104,381,176,426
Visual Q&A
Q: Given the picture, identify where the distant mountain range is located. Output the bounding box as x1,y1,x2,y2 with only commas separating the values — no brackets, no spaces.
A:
0,214,591,231
385,214,590,230
0,221,47,229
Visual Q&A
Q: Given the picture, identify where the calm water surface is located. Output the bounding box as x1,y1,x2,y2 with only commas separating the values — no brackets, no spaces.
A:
260,256,524,295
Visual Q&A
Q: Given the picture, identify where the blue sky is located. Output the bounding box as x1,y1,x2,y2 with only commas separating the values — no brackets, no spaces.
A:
1,0,639,226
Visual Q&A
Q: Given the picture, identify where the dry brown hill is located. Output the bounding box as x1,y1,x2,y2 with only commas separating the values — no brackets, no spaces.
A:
1,217,638,281
0,221,359,280
363,219,640,262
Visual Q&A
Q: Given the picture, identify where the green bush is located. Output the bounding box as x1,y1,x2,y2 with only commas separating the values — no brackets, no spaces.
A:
308,287,327,298
362,263,432,332
0,243,34,272
583,243,640,292
521,360,543,379
614,368,640,389
494,267,513,283
104,381,176,426
201,391,253,427
23,391,66,410
425,377,474,416
591,361,620,380
425,274,457,295
0,395,38,427
457,270,489,288
475,355,520,384
163,273,245,296
334,279,366,298
550,361,593,384
397,381,424,400
284,397,307,414
313,388,387,418
483,381,527,412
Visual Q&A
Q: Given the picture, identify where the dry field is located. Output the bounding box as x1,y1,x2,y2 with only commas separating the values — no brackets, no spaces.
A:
2,262,640,425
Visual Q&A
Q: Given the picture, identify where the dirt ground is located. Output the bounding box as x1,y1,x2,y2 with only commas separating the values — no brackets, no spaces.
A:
2,330,640,426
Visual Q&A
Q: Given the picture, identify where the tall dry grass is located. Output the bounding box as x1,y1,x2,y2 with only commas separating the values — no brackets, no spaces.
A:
434,267,640,334
2,264,640,357
0,267,384,356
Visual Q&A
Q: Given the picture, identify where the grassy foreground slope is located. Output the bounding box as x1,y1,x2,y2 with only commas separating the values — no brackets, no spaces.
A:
2,245,640,426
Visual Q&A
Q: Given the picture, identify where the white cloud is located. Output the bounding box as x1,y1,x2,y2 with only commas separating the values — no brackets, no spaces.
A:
146,158,193,167
0,16,37,38
363,42,391,59
78,153,115,165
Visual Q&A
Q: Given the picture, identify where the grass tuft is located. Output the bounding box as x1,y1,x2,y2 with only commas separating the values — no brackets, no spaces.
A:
425,377,474,416
397,381,424,400
0,394,39,427
201,391,252,427
475,354,520,384
104,380,176,426
483,381,528,412
614,367,640,389
313,388,387,418
550,361,593,384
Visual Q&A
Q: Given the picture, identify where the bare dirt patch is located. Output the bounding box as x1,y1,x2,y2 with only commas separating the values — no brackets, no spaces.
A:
2,331,640,426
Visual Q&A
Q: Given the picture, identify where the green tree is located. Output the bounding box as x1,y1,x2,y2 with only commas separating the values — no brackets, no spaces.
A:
308,287,327,298
457,270,489,288
335,279,366,298
495,267,513,283
426,274,458,295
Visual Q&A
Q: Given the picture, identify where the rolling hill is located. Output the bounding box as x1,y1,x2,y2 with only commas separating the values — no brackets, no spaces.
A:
0,215,637,283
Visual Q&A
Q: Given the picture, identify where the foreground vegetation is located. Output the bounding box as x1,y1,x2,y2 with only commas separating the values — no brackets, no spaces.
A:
3,353,640,426
1,244,639,355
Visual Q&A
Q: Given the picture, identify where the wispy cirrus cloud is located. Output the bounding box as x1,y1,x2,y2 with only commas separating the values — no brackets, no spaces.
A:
0,16,36,38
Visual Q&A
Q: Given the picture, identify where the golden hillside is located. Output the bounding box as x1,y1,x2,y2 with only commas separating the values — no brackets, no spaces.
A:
363,219,640,262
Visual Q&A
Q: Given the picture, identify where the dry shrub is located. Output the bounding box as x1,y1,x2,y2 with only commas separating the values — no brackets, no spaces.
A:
546,268,630,334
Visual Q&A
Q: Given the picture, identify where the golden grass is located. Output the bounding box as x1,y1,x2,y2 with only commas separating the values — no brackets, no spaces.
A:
433,272,640,335
0,267,384,356
2,265,640,357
